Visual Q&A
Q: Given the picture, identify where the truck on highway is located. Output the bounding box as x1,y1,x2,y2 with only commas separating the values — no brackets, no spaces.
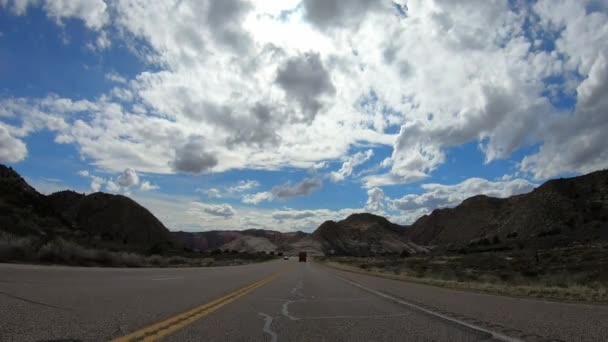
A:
298,252,307,262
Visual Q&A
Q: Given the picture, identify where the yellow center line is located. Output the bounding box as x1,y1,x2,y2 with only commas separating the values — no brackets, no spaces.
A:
112,271,282,342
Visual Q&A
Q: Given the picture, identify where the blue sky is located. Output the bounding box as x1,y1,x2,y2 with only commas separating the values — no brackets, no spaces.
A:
1,0,607,232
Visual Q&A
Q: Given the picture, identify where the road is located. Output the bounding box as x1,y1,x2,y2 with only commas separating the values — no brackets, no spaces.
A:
1,260,607,342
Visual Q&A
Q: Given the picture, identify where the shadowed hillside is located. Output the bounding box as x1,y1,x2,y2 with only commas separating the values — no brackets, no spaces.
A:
405,170,608,249
312,213,427,256
49,190,175,253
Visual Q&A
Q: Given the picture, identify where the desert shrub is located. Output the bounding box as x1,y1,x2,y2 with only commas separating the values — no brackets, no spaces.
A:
506,231,518,239
492,235,501,244
460,254,510,270
148,254,168,267
400,250,411,258
0,232,36,261
115,252,145,267
168,256,188,265
36,238,96,265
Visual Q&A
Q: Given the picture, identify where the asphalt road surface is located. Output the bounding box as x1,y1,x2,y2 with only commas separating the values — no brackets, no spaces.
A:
1,260,607,342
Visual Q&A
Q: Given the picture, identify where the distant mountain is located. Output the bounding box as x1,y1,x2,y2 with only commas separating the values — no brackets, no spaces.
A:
405,170,608,248
171,229,323,255
312,213,427,256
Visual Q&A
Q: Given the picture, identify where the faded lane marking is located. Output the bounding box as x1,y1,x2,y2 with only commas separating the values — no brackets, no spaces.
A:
150,277,184,281
259,313,278,342
112,272,281,342
335,275,523,342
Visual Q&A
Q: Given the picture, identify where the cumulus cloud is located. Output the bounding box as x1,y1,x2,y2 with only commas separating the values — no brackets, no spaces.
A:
242,177,323,204
521,53,608,179
228,180,260,193
0,125,27,163
242,191,274,205
329,149,373,182
365,187,385,214
391,177,537,216
191,202,235,218
302,0,387,29
2,0,109,29
170,137,218,174
1,0,608,198
140,181,159,192
117,168,139,188
89,176,105,192
275,52,335,122
272,210,317,221
106,180,120,192
271,177,323,200
203,188,221,198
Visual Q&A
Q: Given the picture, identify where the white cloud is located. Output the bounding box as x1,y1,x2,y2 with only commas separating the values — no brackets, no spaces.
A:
90,178,103,192
117,168,139,187
133,191,363,232
202,188,221,198
271,177,322,200
365,187,385,214
390,177,537,223
228,180,260,193
140,180,159,191
0,124,27,163
105,72,127,84
2,0,109,29
0,0,607,194
329,149,373,182
77,170,89,177
272,209,317,221
243,191,274,205
106,180,120,192
190,202,235,219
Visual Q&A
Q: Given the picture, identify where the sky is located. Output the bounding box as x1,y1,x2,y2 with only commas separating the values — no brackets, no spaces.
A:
1,0,607,233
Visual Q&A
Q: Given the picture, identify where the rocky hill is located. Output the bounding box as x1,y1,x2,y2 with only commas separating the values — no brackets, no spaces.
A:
4,162,607,258
405,170,608,248
312,213,427,256
49,191,175,252
0,165,72,237
0,165,176,253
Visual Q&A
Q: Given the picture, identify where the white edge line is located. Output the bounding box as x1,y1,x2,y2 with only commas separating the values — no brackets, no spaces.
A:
151,277,184,281
335,275,523,342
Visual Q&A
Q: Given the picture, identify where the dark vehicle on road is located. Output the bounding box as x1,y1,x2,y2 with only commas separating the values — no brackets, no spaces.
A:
298,252,307,262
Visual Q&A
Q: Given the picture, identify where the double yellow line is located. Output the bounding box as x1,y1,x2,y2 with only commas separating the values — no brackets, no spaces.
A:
113,272,281,342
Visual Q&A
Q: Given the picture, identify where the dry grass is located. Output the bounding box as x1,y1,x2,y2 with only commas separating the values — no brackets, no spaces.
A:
318,252,608,303
0,232,274,267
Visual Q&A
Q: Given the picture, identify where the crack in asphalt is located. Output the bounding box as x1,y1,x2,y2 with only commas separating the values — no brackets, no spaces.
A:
0,291,71,311
258,313,278,342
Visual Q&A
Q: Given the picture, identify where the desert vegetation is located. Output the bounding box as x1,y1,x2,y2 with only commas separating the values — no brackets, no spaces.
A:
0,232,275,267
318,242,608,303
